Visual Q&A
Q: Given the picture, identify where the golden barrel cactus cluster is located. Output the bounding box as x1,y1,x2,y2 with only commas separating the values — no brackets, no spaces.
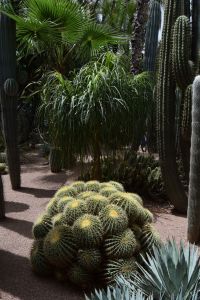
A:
30,180,161,289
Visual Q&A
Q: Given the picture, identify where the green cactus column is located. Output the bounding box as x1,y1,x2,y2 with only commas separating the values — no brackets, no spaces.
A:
0,12,21,189
0,175,5,219
156,0,187,213
188,76,200,243
192,0,200,68
144,0,161,72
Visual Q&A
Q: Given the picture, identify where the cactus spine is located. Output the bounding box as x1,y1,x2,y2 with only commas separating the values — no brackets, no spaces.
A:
0,12,21,189
144,0,161,72
181,85,192,141
188,76,200,243
172,16,194,90
156,0,188,213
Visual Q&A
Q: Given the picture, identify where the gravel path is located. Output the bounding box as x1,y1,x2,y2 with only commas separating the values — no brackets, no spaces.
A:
0,152,83,300
0,152,188,300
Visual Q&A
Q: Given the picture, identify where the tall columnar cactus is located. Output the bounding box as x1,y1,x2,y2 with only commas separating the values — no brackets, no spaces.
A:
180,85,192,181
0,12,21,189
188,76,200,243
131,0,150,75
156,0,188,213
144,0,161,72
172,16,194,90
191,0,200,68
181,85,192,140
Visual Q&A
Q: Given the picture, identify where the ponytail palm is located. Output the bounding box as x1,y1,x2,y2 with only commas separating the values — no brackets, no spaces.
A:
38,52,154,177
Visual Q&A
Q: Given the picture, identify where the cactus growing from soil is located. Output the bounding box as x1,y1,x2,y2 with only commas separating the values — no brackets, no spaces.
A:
30,181,160,289
0,11,21,190
156,0,188,213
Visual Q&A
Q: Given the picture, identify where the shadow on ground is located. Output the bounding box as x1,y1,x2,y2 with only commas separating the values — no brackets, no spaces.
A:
5,201,29,213
39,173,68,184
0,217,33,239
0,250,83,300
20,187,57,198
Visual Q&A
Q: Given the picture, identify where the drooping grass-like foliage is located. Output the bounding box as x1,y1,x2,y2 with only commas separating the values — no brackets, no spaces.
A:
30,181,160,290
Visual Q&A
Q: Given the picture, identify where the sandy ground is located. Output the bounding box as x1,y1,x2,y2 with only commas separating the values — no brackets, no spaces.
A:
0,152,187,300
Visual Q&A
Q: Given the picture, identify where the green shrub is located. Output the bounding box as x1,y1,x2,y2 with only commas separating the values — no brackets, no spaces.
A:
30,180,159,289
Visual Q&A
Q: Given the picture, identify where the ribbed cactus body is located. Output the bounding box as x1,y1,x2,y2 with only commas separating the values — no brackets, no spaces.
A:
4,78,18,96
144,0,161,72
0,13,21,189
172,16,194,90
181,85,192,140
188,76,200,243
191,0,200,67
156,0,187,213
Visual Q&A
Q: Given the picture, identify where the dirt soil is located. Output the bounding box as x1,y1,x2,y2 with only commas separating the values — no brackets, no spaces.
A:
0,151,187,300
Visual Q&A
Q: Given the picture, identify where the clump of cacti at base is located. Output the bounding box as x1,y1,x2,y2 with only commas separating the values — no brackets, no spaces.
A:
30,180,160,290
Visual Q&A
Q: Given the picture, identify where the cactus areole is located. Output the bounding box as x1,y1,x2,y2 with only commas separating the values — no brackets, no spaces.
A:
0,12,21,189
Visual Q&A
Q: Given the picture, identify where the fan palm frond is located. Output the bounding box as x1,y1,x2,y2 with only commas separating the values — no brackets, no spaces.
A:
0,0,127,57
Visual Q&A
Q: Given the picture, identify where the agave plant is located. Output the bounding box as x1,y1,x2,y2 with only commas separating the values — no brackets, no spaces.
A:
85,285,152,300
134,239,200,299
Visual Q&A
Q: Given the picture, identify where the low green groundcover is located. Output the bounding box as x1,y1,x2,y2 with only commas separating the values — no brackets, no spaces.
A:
30,180,161,290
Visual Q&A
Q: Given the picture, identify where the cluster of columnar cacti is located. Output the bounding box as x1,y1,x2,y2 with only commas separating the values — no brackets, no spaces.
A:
156,0,200,213
0,12,21,190
30,181,160,289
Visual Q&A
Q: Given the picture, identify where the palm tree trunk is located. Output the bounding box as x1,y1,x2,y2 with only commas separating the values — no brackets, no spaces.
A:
188,76,200,243
0,12,21,190
131,0,150,75
92,129,102,180
49,148,62,173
